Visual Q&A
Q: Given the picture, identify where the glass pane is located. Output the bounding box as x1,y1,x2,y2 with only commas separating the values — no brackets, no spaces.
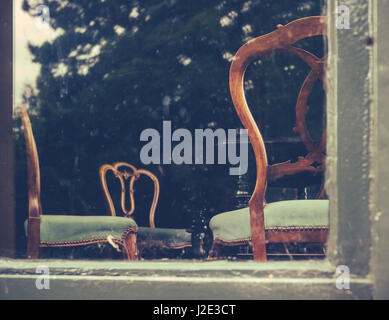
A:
14,0,327,260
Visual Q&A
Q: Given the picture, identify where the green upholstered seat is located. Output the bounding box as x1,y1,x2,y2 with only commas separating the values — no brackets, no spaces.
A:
209,200,329,243
137,227,192,249
25,215,138,244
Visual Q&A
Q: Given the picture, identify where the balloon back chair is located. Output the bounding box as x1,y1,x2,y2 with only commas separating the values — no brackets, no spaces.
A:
100,163,193,257
19,106,138,260
208,16,329,261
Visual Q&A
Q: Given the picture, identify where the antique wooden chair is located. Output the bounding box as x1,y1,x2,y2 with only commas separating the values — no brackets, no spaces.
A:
19,106,138,260
208,16,328,261
100,163,192,257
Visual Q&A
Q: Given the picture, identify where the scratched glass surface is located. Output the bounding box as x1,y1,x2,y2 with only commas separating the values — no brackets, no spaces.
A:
14,0,327,259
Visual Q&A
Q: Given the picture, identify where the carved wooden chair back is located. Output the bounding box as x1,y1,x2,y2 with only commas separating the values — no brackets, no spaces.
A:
99,162,160,228
265,45,327,198
229,16,327,260
99,163,193,256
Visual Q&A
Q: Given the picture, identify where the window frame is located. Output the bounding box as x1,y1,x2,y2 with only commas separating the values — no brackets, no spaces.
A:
1,0,389,299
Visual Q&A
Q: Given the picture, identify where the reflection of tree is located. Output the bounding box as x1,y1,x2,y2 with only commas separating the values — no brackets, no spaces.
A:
16,0,324,238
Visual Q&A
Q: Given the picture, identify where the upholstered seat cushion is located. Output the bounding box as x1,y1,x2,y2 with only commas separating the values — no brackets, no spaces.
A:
137,227,192,249
209,200,329,243
25,215,138,244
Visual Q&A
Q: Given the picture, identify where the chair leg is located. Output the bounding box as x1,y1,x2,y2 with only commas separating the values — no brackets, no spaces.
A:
123,232,138,261
27,219,40,259
207,243,218,259
249,204,267,262
207,242,226,259
252,237,267,261
27,244,39,259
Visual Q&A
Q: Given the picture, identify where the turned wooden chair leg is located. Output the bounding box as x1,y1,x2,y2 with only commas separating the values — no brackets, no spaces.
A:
123,232,138,261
